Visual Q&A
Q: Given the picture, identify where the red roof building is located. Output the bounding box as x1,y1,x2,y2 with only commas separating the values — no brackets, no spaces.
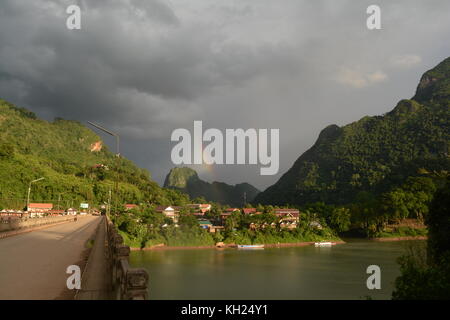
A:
188,204,212,214
124,204,138,210
27,203,53,212
47,210,65,216
242,208,256,215
274,209,300,217
274,209,300,223
193,212,205,217
219,212,234,223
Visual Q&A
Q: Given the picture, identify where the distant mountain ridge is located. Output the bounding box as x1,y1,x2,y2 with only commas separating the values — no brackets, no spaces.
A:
254,57,450,206
164,167,260,207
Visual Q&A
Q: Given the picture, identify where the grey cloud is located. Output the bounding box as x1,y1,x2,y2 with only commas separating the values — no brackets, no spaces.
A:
0,0,449,189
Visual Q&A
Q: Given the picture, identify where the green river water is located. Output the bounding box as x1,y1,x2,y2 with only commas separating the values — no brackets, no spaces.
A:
129,240,422,300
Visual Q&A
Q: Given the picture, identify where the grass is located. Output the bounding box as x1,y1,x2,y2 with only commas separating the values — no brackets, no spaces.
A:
85,239,95,248
377,227,428,238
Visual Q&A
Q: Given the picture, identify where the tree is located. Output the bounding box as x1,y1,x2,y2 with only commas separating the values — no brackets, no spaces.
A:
402,177,436,222
0,143,14,159
260,212,278,225
329,207,351,232
351,192,385,237
393,177,450,299
426,177,450,264
225,211,241,232
380,189,409,222
192,196,207,204
205,203,221,221
178,211,198,228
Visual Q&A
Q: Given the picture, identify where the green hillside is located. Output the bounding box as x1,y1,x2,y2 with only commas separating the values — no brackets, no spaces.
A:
255,57,450,206
164,167,260,206
0,100,189,209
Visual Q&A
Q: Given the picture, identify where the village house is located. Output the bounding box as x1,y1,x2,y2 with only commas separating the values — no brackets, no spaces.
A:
309,221,323,230
188,204,211,214
66,208,77,215
249,222,258,230
47,210,65,216
280,221,298,230
0,210,24,219
192,211,205,217
274,208,300,223
219,212,231,220
27,203,53,217
197,219,224,233
209,225,224,233
198,219,213,230
187,203,212,217
156,205,181,223
246,208,298,229
242,208,257,215
218,208,239,222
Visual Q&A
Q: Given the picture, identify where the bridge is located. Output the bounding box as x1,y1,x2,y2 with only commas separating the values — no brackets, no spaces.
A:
0,214,149,300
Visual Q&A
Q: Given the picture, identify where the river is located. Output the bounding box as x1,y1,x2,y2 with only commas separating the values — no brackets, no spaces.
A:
129,240,423,300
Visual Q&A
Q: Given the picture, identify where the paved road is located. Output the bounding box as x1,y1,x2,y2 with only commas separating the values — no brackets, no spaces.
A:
0,215,101,300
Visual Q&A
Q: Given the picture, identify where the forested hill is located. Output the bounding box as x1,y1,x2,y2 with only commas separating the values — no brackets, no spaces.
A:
164,167,260,207
254,57,450,206
0,100,189,209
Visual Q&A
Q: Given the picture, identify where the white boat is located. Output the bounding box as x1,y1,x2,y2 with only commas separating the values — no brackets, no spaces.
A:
314,242,335,247
237,244,265,249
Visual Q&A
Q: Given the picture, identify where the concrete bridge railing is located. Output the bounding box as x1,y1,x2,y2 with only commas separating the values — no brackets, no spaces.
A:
0,215,82,239
106,215,149,300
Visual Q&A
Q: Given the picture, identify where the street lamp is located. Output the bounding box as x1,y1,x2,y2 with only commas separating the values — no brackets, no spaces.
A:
87,122,120,215
27,177,45,210
87,121,120,157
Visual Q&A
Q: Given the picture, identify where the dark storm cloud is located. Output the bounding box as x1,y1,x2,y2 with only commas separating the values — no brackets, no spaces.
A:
1,0,450,188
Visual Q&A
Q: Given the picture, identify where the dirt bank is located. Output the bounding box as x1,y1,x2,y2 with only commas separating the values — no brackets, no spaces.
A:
370,236,427,242
130,240,345,251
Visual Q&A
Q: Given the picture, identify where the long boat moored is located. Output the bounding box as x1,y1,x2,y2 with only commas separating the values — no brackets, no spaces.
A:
237,244,265,249
314,242,336,247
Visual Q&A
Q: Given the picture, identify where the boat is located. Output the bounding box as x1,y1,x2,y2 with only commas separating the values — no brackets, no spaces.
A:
314,242,335,247
237,244,265,249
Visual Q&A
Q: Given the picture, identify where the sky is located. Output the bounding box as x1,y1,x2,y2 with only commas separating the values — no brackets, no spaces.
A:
1,0,449,191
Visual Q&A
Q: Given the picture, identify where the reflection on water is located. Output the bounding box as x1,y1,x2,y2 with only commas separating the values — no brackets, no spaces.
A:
129,240,422,300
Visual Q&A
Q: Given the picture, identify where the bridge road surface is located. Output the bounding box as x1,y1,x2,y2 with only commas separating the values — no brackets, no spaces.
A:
0,215,102,300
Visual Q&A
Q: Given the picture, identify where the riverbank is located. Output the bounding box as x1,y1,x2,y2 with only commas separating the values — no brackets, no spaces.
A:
130,240,346,251
370,235,427,242
127,232,428,251
370,226,427,242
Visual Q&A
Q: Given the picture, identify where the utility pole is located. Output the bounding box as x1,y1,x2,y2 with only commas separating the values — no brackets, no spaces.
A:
26,177,45,210
87,122,120,215
108,189,112,217
57,192,67,211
